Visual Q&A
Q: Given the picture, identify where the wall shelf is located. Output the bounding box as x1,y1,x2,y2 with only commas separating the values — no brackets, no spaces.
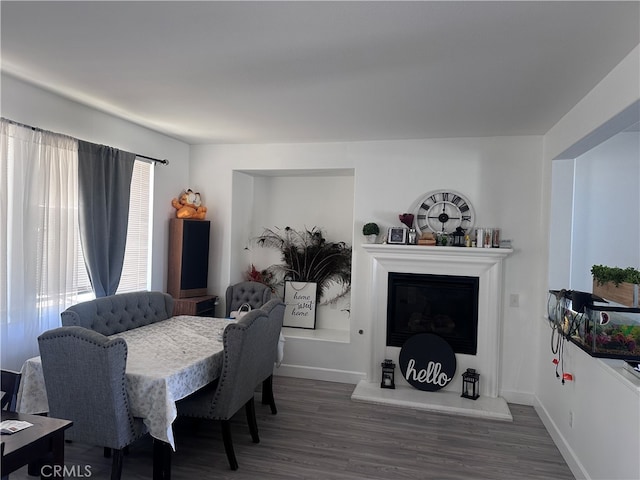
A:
282,327,350,343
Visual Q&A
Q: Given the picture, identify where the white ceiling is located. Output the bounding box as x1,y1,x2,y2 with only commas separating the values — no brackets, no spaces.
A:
1,1,639,145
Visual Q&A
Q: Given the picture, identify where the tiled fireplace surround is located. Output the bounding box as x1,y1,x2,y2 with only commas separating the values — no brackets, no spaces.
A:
352,244,514,421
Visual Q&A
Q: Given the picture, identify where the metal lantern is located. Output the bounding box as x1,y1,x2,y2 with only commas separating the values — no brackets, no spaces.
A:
452,227,466,247
380,359,396,389
461,368,480,400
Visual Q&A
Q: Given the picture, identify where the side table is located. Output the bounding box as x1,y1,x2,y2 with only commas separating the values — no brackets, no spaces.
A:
172,295,218,316
1,411,72,479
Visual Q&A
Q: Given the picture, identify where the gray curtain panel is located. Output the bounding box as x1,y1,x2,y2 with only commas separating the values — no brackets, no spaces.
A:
78,141,135,297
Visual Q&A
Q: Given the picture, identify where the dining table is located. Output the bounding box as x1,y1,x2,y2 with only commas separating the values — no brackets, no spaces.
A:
18,315,235,448
17,315,239,479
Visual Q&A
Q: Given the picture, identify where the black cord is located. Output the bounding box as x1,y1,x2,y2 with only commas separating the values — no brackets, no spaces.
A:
560,337,565,384
551,323,560,354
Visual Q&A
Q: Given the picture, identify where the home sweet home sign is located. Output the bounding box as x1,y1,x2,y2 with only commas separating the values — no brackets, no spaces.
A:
283,281,317,329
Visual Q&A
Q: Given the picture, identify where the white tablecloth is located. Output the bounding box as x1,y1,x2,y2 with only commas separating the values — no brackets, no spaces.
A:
17,315,233,449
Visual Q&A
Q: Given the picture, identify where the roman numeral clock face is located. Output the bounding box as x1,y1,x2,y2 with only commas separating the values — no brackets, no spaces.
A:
415,190,475,235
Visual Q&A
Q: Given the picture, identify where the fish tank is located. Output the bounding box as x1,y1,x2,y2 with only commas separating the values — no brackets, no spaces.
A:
572,303,640,361
547,289,604,337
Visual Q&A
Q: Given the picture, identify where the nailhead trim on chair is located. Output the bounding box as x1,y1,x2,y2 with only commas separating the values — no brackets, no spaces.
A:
209,325,234,419
40,329,138,445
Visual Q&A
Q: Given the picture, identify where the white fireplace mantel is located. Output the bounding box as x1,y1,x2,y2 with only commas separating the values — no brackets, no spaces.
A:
354,244,513,420
361,243,513,269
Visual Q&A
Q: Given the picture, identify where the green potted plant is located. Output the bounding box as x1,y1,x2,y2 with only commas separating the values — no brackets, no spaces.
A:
591,265,640,307
362,222,380,243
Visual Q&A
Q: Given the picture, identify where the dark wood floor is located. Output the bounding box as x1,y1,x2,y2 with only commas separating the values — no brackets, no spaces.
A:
11,377,574,479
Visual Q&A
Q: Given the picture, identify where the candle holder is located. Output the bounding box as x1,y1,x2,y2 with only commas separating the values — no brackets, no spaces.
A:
380,359,396,389
452,227,466,247
461,368,480,400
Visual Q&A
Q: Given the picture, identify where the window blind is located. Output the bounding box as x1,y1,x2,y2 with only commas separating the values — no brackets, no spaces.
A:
117,159,152,293
75,159,152,299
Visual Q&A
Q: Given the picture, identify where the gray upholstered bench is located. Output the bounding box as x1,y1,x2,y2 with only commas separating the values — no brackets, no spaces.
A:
60,291,174,336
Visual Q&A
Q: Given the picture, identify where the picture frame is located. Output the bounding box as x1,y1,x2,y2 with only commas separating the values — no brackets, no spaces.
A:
387,227,408,244
283,281,317,329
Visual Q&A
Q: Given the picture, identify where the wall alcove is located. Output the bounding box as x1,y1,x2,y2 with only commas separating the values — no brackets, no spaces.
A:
229,168,355,343
549,99,640,291
543,98,640,480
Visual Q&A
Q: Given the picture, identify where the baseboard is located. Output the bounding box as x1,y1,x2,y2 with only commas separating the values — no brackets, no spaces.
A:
275,363,366,384
533,395,589,480
499,388,535,406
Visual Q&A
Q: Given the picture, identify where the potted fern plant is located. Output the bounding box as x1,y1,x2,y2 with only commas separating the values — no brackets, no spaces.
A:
254,226,352,328
591,265,640,307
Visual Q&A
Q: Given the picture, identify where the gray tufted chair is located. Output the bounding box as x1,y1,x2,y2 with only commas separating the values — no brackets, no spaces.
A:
176,308,276,470
256,299,285,414
224,281,273,317
61,291,174,336
38,326,148,480
1,369,21,412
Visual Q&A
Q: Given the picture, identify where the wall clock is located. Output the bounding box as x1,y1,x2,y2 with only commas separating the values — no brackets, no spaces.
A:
414,189,475,235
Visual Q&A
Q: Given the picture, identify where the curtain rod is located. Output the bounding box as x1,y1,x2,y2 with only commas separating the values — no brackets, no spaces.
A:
135,154,169,165
1,117,169,166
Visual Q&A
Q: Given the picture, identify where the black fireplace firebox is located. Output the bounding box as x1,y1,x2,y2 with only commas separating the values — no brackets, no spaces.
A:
386,272,479,355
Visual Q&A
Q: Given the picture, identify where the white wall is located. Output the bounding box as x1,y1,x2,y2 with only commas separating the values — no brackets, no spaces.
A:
571,131,640,291
549,159,575,289
191,135,545,398
1,73,191,292
550,131,640,292
539,46,640,480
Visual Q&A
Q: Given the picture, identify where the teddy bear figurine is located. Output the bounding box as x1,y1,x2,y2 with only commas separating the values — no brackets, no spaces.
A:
171,188,207,219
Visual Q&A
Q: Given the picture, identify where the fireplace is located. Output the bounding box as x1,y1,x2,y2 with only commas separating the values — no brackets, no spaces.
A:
353,244,513,420
386,272,479,355
358,244,512,400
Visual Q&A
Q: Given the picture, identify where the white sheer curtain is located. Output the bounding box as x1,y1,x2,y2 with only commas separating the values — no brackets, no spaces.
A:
0,119,80,370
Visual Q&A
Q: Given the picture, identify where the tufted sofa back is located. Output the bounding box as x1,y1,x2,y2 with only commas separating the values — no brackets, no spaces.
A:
61,291,174,336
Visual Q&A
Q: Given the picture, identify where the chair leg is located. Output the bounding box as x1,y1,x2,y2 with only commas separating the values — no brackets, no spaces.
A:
262,375,277,414
153,439,172,480
245,398,260,444
220,420,239,471
111,449,124,480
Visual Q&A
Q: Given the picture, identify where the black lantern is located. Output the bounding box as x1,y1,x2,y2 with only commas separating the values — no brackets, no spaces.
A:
380,359,396,389
452,227,466,247
461,368,480,400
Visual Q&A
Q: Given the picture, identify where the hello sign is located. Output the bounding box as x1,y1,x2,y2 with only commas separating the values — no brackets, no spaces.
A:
399,333,457,391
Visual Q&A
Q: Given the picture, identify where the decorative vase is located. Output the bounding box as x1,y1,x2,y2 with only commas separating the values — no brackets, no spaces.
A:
399,213,414,229
366,234,377,244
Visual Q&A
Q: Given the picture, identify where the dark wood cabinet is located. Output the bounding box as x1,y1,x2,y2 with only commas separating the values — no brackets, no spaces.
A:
172,295,219,317
167,219,210,299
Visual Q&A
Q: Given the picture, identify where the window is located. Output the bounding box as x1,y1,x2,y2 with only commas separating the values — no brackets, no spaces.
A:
118,159,153,293
74,159,153,301
1,119,154,369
